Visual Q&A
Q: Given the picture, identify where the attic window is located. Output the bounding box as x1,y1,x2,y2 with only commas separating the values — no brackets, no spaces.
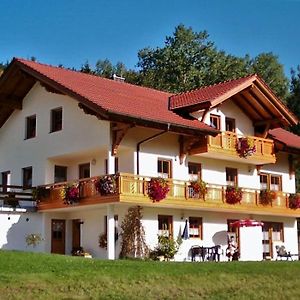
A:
25,115,36,139
50,107,63,132
210,114,220,130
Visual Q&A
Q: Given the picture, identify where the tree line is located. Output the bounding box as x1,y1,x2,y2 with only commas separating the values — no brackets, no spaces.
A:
1,24,300,189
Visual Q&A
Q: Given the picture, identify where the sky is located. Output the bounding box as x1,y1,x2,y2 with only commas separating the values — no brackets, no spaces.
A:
1,0,300,77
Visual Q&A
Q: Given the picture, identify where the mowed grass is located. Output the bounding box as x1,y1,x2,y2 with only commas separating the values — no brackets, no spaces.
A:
0,250,299,300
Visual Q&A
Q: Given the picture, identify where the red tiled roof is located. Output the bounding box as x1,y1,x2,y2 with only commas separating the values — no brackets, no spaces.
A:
169,75,257,110
15,58,217,134
269,128,300,150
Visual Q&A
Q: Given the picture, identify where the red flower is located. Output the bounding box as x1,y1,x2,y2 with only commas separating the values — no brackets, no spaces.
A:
225,186,243,205
148,178,170,202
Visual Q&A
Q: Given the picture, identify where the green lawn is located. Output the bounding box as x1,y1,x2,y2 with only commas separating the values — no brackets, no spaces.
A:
0,250,299,300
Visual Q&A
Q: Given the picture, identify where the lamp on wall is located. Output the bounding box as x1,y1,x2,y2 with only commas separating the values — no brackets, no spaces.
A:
91,159,97,166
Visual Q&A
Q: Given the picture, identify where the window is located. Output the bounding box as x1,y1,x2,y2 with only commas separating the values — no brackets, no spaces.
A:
54,166,67,183
260,173,282,191
157,159,172,178
158,215,173,237
104,157,119,174
79,163,90,179
225,117,235,132
210,114,221,130
50,107,63,132
23,167,32,188
25,115,36,139
189,217,202,239
226,168,238,186
188,163,202,181
1,171,10,192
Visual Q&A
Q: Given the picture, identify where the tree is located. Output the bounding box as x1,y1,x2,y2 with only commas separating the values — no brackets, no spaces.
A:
249,53,289,101
80,60,94,74
287,66,300,192
136,24,289,98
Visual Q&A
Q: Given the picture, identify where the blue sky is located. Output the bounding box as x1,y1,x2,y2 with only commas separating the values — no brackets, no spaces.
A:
0,0,299,76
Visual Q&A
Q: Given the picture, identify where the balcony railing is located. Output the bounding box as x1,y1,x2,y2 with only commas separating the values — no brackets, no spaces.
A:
0,185,35,210
37,174,295,215
195,131,276,164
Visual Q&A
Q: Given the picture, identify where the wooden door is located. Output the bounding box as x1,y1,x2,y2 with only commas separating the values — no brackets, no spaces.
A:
72,219,81,250
51,219,66,254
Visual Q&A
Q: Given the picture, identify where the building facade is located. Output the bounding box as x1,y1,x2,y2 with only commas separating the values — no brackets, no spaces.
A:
0,58,299,261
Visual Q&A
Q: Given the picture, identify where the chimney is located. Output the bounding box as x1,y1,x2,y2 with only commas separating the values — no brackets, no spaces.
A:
113,74,125,82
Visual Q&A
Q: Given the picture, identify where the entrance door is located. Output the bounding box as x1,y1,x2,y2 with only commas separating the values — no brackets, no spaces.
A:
51,219,66,254
72,219,81,250
262,222,284,258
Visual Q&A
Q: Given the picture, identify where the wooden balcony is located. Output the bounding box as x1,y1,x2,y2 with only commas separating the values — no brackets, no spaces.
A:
190,131,276,164
0,185,35,211
37,174,298,217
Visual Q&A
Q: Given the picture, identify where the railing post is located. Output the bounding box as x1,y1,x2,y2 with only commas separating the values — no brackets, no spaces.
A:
221,186,225,203
184,182,188,200
118,174,122,195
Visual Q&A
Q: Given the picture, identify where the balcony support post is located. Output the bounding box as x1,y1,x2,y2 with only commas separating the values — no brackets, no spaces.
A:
107,150,115,174
107,204,115,260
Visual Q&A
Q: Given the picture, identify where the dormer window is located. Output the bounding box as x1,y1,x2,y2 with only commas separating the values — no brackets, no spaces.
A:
210,114,220,130
25,115,36,139
50,107,63,132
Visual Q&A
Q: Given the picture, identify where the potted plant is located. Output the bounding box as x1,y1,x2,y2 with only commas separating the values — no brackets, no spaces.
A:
288,193,300,209
61,183,80,205
95,175,117,195
189,180,207,199
32,186,50,201
225,186,243,205
259,189,277,206
147,177,170,202
236,137,256,158
4,193,19,208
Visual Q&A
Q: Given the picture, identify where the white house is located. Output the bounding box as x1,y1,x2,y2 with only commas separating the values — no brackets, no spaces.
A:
0,58,299,261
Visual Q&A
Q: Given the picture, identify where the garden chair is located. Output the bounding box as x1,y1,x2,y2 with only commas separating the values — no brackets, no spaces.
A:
275,245,298,261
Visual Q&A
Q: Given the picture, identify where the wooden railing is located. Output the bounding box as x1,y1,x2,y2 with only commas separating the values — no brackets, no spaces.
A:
0,184,34,209
207,131,275,160
37,174,291,211
119,173,289,208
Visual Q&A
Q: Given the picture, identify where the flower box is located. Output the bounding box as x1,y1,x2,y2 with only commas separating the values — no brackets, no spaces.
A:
236,137,256,158
259,190,277,206
225,186,243,205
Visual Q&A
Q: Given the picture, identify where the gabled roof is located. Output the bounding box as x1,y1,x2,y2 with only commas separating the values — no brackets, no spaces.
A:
0,58,217,136
169,74,298,128
269,128,300,152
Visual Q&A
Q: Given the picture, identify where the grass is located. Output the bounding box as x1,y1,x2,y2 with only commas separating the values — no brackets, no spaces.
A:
0,250,299,299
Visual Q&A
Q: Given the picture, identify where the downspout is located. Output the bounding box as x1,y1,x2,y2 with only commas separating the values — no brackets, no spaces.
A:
136,124,170,175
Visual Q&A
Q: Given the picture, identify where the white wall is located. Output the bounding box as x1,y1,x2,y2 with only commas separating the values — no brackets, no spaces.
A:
201,100,254,136
0,83,110,186
0,212,45,252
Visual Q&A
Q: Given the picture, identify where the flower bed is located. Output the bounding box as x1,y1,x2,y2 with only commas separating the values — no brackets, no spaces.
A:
288,193,300,209
95,175,117,195
148,177,170,202
259,189,277,206
61,183,80,205
236,137,256,158
225,186,243,205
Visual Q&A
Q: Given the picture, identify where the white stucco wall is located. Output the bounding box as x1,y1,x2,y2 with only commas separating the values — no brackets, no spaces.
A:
201,100,254,136
0,212,45,252
0,83,110,186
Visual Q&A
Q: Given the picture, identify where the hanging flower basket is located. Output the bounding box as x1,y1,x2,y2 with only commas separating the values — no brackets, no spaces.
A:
225,186,243,205
61,183,80,205
236,137,256,158
288,193,300,209
190,180,207,199
259,189,277,206
148,177,170,202
95,175,117,195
